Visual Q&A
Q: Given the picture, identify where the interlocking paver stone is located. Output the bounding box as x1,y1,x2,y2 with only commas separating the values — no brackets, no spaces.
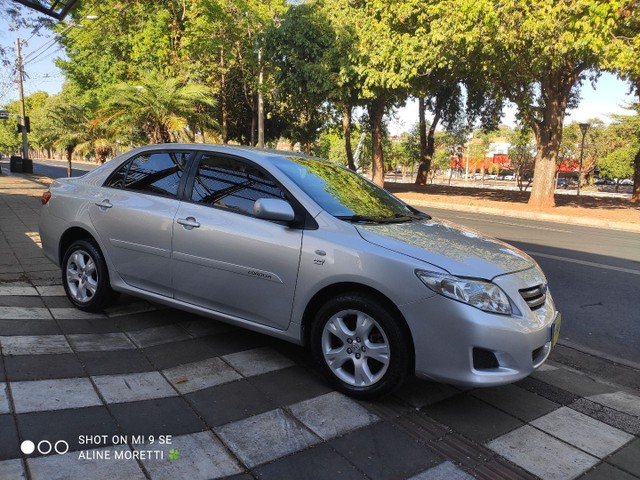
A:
222,347,295,377
137,431,242,480
472,384,559,422
488,424,598,480
215,408,319,468
531,406,634,458
28,445,146,480
0,307,51,320
163,357,242,394
289,391,379,440
127,324,191,348
11,378,102,413
35,285,65,296
0,383,9,414
50,308,106,320
0,335,71,355
92,372,177,403
253,443,367,480
608,438,640,477
0,286,38,296
588,391,640,418
0,459,25,479
409,461,475,480
67,333,136,352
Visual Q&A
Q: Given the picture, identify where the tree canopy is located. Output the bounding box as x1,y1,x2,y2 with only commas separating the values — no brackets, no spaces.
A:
1,0,638,204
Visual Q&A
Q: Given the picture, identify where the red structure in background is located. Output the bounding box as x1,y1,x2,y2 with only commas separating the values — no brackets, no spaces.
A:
449,153,583,176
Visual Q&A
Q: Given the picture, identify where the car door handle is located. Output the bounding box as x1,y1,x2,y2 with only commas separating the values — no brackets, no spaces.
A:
95,200,113,209
177,217,201,229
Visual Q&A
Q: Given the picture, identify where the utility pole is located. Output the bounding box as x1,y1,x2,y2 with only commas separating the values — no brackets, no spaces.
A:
15,38,29,162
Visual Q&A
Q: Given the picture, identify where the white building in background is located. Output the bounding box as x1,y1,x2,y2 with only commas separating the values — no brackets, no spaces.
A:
487,139,510,157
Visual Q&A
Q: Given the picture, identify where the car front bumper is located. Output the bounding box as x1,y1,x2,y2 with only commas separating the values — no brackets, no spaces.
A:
400,269,559,388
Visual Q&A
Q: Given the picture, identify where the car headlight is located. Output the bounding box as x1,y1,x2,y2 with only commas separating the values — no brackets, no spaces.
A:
416,270,512,315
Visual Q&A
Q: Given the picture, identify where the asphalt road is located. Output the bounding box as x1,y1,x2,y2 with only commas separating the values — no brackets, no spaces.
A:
419,206,640,368
24,159,640,367
28,158,96,178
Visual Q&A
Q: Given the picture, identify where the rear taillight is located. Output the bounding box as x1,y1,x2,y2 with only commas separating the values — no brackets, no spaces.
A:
41,191,52,205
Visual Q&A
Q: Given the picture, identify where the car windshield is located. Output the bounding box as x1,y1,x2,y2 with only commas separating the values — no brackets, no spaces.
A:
277,157,418,223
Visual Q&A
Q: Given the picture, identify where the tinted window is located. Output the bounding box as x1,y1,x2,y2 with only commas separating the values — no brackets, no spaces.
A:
191,155,285,216
105,151,189,198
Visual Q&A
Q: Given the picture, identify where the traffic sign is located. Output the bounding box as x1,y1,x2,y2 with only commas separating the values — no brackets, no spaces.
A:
0,110,10,120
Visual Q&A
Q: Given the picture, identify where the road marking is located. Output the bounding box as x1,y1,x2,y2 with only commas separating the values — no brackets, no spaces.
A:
443,214,574,233
528,251,640,275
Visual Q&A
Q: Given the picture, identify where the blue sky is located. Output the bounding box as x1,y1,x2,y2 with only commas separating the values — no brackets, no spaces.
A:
1,18,636,134
391,72,637,134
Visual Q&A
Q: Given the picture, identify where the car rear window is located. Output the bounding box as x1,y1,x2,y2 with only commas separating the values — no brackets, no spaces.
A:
105,151,189,198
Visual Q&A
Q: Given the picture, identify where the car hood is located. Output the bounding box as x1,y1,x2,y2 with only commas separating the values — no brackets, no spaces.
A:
356,218,534,279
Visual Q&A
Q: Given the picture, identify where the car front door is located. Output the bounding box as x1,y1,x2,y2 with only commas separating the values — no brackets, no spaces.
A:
172,153,303,330
88,150,190,296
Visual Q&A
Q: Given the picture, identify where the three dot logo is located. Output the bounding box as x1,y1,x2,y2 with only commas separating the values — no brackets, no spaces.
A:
21,440,69,456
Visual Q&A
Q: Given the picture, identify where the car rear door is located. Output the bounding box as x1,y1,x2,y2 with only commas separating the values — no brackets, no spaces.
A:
171,153,303,330
88,150,190,296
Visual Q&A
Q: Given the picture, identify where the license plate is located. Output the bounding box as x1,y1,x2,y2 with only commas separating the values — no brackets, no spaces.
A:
550,313,562,346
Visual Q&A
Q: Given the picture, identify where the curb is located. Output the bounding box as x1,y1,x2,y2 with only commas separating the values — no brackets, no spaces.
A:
402,198,640,234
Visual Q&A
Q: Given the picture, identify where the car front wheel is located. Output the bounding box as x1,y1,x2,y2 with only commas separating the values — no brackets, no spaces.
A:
311,293,411,398
62,239,118,312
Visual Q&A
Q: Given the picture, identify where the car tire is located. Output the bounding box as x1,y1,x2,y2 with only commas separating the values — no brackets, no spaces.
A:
62,239,118,312
311,293,411,398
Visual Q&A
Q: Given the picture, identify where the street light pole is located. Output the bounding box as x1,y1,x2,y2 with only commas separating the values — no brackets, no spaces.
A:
15,39,29,163
577,122,590,197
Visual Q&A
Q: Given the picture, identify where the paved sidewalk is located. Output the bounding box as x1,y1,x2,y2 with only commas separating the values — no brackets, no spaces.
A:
1,169,639,480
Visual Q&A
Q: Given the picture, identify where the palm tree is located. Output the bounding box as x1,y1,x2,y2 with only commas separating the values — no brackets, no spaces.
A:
97,73,218,144
49,102,115,175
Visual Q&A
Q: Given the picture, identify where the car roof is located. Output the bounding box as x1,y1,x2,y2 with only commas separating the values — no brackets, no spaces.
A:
128,143,320,166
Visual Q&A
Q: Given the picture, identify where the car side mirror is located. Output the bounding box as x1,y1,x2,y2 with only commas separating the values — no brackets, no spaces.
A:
253,198,296,222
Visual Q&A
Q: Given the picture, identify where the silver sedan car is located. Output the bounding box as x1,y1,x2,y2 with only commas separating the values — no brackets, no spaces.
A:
39,144,561,398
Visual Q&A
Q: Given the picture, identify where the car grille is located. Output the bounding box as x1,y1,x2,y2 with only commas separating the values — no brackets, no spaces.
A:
519,284,547,311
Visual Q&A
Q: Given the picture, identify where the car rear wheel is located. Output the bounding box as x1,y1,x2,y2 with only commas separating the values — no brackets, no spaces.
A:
62,239,118,312
311,293,411,398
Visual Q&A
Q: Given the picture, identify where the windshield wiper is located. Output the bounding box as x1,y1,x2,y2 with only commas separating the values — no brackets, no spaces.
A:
336,213,424,224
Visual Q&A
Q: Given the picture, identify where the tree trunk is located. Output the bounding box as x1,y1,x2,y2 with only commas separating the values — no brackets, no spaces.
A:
220,48,228,144
419,97,427,163
529,130,562,208
415,98,428,185
527,74,573,209
416,106,440,186
426,111,439,166
369,96,387,187
632,146,640,203
250,93,257,146
66,146,73,177
343,104,355,171
633,88,640,203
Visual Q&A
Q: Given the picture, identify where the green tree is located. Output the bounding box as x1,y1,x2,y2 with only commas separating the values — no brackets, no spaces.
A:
0,102,20,155
598,105,640,189
56,1,188,94
320,0,431,186
96,73,218,144
264,3,335,153
605,1,640,201
508,126,536,192
599,145,636,188
426,0,625,208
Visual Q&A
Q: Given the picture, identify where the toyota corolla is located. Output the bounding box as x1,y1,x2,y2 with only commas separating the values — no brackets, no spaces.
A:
39,144,561,398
